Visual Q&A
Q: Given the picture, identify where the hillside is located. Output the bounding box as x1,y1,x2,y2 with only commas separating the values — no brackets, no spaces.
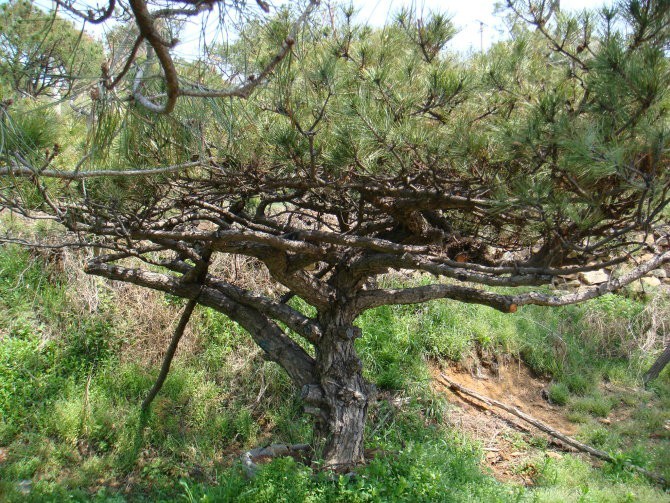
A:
0,232,668,502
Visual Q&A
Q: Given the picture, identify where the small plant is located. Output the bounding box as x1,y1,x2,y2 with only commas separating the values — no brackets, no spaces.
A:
548,383,570,405
581,426,617,449
564,373,594,395
572,394,614,418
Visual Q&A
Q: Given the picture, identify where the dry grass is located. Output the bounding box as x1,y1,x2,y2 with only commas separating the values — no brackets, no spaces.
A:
581,294,670,360
0,212,285,366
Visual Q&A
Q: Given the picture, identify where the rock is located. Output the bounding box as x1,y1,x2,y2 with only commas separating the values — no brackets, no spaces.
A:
633,232,656,245
546,451,563,460
628,276,662,293
578,270,609,285
17,480,32,495
557,279,581,290
649,269,667,279
641,276,661,288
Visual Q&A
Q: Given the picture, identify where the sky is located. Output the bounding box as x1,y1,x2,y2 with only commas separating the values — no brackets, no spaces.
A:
347,0,614,53
162,0,615,60
36,0,614,58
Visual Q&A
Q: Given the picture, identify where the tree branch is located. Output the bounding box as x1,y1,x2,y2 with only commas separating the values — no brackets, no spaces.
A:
0,160,203,180
355,283,517,313
355,251,670,314
85,262,318,387
513,251,670,307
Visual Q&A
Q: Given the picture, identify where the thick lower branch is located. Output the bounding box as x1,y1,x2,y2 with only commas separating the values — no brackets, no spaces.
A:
355,251,670,313
85,262,317,387
350,253,552,287
356,284,517,313
513,251,670,307
160,259,323,343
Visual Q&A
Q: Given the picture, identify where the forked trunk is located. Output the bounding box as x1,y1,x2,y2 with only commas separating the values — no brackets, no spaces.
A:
305,314,374,471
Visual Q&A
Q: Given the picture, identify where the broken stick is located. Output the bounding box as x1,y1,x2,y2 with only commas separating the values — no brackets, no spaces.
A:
438,373,667,488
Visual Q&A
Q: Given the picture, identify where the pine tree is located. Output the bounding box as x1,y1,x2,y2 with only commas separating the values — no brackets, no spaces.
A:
1,0,669,470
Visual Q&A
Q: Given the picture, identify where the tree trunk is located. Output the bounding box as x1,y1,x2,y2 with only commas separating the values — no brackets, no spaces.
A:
306,313,374,471
644,344,670,385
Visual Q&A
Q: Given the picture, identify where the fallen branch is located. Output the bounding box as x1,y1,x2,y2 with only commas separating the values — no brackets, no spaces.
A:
438,373,668,488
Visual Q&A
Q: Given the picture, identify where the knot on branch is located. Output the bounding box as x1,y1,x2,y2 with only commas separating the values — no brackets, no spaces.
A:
301,383,325,405
336,326,361,340
337,387,367,404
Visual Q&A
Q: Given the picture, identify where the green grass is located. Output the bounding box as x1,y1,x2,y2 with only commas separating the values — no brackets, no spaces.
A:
0,245,669,501
547,383,569,405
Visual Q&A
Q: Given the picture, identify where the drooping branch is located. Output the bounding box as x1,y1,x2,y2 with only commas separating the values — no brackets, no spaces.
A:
141,250,212,411
141,298,198,411
643,344,670,385
85,262,318,387
355,251,670,314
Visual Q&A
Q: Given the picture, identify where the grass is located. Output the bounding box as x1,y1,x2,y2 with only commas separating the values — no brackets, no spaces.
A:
0,244,669,501
547,383,569,405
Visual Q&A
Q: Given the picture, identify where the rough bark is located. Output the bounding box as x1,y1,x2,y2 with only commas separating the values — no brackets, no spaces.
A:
85,262,318,388
310,309,375,471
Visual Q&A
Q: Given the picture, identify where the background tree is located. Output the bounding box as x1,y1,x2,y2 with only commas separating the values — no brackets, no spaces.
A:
0,0,102,99
1,0,669,471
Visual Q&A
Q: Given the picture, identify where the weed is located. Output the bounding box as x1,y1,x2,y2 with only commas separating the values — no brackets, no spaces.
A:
1,244,669,501
571,393,615,417
548,382,569,405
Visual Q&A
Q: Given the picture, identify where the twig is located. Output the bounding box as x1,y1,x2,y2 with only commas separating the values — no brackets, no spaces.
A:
438,373,668,488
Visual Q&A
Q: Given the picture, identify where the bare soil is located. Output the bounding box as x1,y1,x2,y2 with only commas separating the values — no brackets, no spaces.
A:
431,360,580,485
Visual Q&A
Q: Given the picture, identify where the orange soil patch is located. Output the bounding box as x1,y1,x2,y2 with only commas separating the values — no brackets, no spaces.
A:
433,360,577,435
431,360,578,485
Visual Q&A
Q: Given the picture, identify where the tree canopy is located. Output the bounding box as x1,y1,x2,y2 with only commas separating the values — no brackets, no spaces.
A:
0,0,669,470
0,0,102,98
